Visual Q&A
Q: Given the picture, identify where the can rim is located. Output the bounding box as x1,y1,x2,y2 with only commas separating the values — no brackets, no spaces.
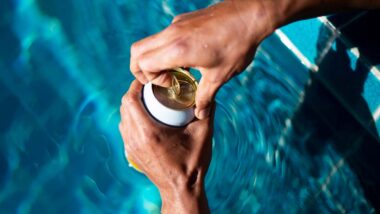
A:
153,68,198,110
143,82,195,127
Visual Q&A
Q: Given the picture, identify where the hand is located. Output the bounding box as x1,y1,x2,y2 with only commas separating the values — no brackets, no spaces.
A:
129,0,380,121
130,0,278,119
119,80,214,214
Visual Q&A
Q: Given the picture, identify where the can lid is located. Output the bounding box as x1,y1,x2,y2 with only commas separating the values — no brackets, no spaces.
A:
153,68,197,110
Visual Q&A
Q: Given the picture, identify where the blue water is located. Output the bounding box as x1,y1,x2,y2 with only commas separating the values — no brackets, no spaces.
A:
0,0,376,213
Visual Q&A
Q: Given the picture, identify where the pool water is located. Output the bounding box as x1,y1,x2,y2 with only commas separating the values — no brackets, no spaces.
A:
0,0,377,213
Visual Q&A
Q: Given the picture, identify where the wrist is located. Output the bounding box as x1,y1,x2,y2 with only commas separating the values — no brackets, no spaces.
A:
248,0,304,30
160,179,209,214
269,0,317,26
228,0,282,44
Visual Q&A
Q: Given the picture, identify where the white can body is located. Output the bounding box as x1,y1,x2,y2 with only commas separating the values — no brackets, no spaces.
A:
142,82,195,127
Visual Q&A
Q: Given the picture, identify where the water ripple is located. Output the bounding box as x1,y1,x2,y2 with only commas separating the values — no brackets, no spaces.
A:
0,0,374,213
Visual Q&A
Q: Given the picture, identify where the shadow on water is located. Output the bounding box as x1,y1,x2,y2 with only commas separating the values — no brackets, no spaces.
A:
287,15,380,211
317,11,380,141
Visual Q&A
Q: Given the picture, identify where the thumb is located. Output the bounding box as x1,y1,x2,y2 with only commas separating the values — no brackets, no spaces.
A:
195,77,220,120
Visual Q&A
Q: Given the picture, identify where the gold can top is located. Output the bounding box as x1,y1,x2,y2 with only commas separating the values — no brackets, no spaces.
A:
153,68,197,110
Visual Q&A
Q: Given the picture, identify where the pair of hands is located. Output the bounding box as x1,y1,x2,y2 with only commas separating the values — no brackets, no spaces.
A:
119,0,380,213
119,1,277,213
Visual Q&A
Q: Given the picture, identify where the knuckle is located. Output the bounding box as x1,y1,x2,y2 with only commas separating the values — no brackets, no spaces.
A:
121,94,129,104
124,93,136,106
171,39,189,56
130,42,140,57
168,22,181,32
172,14,185,23
130,63,138,74
137,51,156,73
138,57,151,72
196,98,211,108
141,129,160,144
130,61,141,77
167,22,187,35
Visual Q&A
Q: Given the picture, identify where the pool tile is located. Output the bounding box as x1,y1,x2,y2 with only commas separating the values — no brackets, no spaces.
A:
327,11,367,29
279,18,324,68
278,14,380,141
333,11,380,65
315,36,380,141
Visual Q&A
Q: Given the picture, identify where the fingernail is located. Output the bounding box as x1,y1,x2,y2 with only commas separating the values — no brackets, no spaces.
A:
197,107,210,120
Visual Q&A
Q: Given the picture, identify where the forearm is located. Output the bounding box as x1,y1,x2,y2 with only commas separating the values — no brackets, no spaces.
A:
223,0,379,50
272,0,380,26
160,181,209,214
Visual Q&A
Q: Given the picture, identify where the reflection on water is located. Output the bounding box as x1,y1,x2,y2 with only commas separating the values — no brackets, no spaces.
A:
206,44,375,213
0,0,376,213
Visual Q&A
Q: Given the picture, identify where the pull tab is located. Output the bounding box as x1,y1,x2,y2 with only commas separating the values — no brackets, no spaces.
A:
169,73,181,98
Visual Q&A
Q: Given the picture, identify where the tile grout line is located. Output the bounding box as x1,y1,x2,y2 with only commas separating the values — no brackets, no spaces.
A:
319,16,380,82
337,11,368,30
274,30,319,72
277,17,380,139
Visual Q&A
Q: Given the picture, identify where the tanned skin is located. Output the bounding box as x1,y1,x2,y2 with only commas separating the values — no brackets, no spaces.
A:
121,0,380,213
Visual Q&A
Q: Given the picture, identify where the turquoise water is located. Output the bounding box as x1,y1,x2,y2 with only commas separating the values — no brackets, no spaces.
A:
0,0,376,213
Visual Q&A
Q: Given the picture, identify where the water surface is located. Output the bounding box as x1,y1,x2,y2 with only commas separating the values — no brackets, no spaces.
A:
0,0,375,213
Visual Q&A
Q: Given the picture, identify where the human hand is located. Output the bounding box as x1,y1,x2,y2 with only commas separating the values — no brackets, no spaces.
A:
130,0,278,120
119,80,214,213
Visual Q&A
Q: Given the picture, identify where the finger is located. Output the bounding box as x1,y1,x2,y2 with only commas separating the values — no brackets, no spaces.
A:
131,28,173,58
130,28,175,84
119,104,130,125
119,122,132,155
118,118,137,160
194,76,220,120
120,89,134,128
119,122,127,143
118,108,133,146
119,122,143,172
121,80,154,125
188,101,216,129
186,102,216,149
126,79,143,98
150,71,172,88
119,122,124,139
130,57,148,84
138,44,195,72
137,42,199,87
